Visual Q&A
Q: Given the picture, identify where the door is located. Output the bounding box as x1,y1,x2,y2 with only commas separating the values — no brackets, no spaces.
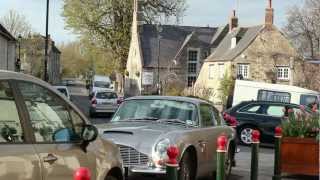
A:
261,105,283,142
16,81,95,180
0,80,41,180
197,104,223,175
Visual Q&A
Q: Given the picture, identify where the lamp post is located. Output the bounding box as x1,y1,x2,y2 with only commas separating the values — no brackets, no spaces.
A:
156,24,162,95
44,0,50,82
17,34,22,72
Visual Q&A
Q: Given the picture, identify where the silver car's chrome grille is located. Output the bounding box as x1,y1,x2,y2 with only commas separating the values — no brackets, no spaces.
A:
118,145,149,167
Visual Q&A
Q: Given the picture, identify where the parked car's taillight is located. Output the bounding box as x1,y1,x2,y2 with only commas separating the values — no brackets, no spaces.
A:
117,97,124,105
223,112,238,127
91,98,97,107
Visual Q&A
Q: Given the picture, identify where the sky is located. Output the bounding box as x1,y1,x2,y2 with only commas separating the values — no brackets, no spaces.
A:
0,0,304,44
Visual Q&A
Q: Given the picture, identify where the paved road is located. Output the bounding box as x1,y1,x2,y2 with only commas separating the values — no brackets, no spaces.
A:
69,86,317,180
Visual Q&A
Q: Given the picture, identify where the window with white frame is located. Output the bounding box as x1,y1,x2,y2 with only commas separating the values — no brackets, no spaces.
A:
237,64,250,79
209,64,214,79
187,76,197,87
188,50,198,73
218,63,225,79
187,50,199,87
277,67,290,80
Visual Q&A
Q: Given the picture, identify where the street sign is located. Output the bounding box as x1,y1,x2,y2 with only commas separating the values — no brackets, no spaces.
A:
142,71,154,85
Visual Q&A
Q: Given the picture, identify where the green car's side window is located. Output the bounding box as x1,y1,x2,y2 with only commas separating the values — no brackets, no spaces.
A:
0,81,24,143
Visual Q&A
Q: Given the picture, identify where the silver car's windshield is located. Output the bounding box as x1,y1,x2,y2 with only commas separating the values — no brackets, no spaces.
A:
111,99,197,124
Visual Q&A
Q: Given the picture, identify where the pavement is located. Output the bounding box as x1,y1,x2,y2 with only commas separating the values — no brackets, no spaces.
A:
69,85,318,180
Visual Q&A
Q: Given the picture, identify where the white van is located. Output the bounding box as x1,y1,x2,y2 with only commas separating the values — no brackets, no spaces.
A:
89,75,113,98
232,80,320,108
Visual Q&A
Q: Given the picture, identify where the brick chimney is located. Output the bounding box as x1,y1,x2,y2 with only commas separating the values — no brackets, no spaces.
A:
265,0,274,30
229,10,238,32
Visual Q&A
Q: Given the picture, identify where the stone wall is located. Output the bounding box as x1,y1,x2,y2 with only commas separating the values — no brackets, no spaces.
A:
233,28,305,86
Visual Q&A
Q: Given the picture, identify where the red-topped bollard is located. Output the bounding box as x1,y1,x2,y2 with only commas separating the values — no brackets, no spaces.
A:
216,134,228,180
251,130,260,180
273,127,282,180
166,145,179,180
74,167,91,180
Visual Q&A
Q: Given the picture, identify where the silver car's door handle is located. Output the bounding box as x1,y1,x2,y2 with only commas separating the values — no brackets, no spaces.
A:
43,154,58,163
198,140,207,152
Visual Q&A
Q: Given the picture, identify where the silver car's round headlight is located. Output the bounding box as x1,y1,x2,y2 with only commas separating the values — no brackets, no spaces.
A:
152,138,170,167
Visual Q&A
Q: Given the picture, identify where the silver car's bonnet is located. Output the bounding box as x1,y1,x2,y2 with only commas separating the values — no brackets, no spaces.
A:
98,121,186,155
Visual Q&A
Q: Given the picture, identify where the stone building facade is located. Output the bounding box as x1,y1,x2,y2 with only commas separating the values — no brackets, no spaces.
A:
126,0,221,96
195,0,306,103
0,23,16,71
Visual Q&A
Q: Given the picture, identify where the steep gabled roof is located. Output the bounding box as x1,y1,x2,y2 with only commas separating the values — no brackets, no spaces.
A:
0,23,16,41
206,25,264,62
139,24,217,68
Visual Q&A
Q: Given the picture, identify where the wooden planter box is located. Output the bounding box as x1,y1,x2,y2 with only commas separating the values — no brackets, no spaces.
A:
281,137,319,176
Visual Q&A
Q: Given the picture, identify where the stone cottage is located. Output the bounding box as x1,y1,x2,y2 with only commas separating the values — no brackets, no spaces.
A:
125,0,220,96
195,0,306,104
0,23,16,71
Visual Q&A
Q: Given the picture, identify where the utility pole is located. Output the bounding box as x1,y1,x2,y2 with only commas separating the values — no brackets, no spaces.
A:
156,24,162,95
44,0,49,82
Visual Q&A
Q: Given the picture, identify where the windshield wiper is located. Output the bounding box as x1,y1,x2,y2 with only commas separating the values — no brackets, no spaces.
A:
123,117,159,121
157,119,187,125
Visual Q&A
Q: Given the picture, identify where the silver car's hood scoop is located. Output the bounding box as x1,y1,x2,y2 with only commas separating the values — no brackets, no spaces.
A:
98,121,184,155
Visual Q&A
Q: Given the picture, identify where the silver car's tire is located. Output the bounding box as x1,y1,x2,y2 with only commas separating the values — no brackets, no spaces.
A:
179,152,196,180
238,126,258,145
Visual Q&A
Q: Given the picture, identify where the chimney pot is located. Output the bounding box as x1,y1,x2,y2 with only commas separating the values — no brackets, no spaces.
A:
229,9,238,32
265,0,274,30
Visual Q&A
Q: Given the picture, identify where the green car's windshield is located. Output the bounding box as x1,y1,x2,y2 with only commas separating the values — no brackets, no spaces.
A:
111,99,197,125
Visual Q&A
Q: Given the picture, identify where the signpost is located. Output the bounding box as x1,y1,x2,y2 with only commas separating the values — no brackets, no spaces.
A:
142,71,154,85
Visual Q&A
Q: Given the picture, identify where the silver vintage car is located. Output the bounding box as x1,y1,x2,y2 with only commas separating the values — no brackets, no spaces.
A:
98,96,236,180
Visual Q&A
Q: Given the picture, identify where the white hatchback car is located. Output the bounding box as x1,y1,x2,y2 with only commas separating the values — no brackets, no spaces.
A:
89,90,119,117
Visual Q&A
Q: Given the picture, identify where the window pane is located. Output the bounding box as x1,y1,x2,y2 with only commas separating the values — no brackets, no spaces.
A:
18,82,81,142
219,64,224,78
96,92,117,99
258,90,290,103
244,105,261,113
188,51,198,62
200,105,214,127
300,95,318,108
209,65,214,79
188,63,197,73
266,106,284,117
187,76,196,87
0,81,24,143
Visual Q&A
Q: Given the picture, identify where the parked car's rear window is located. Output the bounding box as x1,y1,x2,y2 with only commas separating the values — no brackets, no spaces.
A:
94,81,110,88
96,92,117,99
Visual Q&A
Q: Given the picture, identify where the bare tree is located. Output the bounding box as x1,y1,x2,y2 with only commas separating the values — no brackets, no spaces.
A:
0,10,32,38
284,0,320,58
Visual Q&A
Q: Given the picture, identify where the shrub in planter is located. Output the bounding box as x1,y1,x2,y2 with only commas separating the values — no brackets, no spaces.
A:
280,105,319,176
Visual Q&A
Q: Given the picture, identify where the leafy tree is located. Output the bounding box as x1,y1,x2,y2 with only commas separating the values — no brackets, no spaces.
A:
0,10,32,38
62,0,186,75
284,0,320,58
218,71,235,110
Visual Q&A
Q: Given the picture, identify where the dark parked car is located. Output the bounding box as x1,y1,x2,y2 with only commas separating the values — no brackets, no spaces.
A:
223,101,312,145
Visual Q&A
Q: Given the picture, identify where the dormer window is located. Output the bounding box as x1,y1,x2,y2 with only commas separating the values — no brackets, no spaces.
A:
231,36,240,49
